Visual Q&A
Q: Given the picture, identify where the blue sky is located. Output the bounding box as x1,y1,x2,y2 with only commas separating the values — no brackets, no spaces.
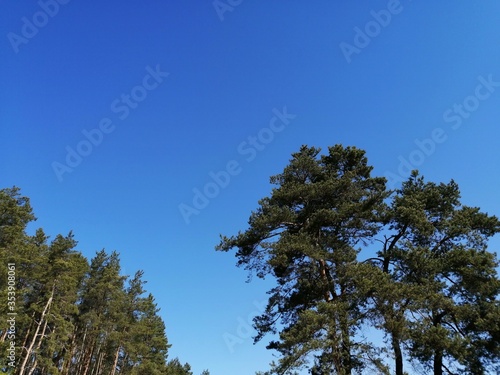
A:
2,1,500,374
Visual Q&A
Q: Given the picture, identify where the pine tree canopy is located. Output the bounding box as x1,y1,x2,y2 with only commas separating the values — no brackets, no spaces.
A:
1,144,499,375
217,145,500,375
0,187,202,375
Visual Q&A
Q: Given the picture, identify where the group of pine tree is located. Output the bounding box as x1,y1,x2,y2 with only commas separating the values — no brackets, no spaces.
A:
2,144,500,375
0,187,209,375
217,145,500,375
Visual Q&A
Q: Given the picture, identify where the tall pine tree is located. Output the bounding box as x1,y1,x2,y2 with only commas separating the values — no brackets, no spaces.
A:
217,145,388,374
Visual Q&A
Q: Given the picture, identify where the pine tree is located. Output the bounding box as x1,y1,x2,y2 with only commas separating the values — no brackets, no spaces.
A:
385,173,500,374
164,358,193,375
217,145,388,374
14,232,87,375
127,293,170,374
217,147,500,375
73,250,127,375
0,187,36,373
0,187,200,375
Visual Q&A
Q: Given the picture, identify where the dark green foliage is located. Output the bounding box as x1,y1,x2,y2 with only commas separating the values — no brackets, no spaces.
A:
0,187,201,375
384,173,500,374
218,146,500,375
218,145,389,374
164,358,193,375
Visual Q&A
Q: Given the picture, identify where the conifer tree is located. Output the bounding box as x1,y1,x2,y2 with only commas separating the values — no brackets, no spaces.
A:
19,233,88,375
0,187,201,375
217,145,388,374
0,187,36,372
383,173,500,374
73,250,127,375
164,358,193,375
218,147,500,375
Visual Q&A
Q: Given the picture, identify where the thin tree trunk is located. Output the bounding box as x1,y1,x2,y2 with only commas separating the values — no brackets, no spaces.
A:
75,325,89,375
91,344,104,375
26,318,49,375
18,284,55,375
319,259,331,302
122,353,130,373
110,342,121,375
432,310,445,375
391,334,403,375
341,321,352,375
21,312,36,355
27,358,38,375
96,350,105,375
82,338,96,375
91,342,102,375
61,330,77,375
36,318,49,350
339,279,352,375
434,349,443,375
0,329,8,342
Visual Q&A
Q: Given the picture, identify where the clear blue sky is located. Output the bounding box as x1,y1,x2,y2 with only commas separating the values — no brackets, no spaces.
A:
2,1,500,374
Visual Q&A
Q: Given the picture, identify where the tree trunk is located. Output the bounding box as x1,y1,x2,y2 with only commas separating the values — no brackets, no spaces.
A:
391,334,403,375
81,339,95,375
0,329,7,342
432,310,445,375
341,322,352,375
91,342,102,375
75,325,89,375
339,278,352,375
36,318,49,350
26,317,49,375
61,331,77,375
433,349,443,375
18,284,55,375
319,259,334,302
20,312,36,355
27,358,38,375
110,342,121,375
96,350,105,375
